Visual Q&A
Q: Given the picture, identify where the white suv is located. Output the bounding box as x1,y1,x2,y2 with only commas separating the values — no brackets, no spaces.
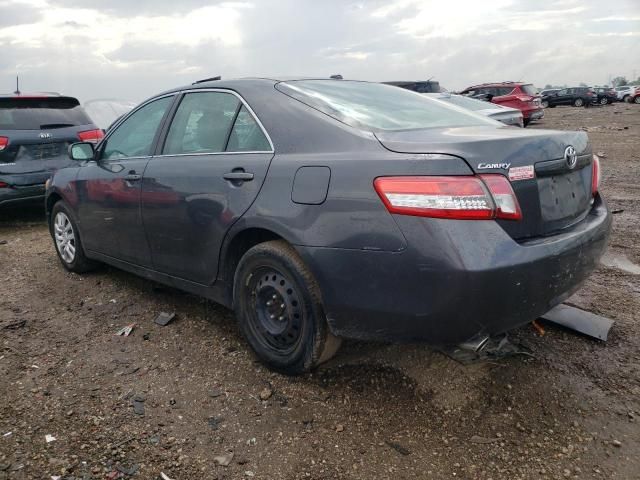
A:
615,86,636,102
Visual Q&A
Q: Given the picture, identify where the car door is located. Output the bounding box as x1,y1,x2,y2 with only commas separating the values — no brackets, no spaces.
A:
141,89,274,284
554,89,569,105
75,95,175,265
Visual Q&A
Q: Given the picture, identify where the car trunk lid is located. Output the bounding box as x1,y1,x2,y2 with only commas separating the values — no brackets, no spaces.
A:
375,126,593,240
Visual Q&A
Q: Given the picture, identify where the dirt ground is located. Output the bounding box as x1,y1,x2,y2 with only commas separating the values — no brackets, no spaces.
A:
1,104,639,480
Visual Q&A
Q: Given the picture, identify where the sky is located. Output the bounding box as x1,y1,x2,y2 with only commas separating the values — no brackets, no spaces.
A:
0,0,638,103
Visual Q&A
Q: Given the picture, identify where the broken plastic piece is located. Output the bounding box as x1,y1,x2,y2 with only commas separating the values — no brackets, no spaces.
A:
160,473,174,480
154,312,175,326
45,434,56,443
114,324,135,337
531,319,545,336
540,304,614,341
214,452,234,466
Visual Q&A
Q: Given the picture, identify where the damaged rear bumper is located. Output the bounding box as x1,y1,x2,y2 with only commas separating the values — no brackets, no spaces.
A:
297,195,611,344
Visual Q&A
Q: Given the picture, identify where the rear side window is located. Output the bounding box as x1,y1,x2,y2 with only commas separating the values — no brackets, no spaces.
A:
277,80,494,131
102,96,173,160
163,92,270,155
0,97,92,130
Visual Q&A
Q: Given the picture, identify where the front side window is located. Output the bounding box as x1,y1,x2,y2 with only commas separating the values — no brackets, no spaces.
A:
277,80,494,131
102,96,173,160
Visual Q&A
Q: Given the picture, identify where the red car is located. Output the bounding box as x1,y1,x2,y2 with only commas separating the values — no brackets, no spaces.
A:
459,82,544,127
628,86,640,104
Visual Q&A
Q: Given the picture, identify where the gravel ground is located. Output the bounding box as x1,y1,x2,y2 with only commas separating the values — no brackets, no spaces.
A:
1,104,639,480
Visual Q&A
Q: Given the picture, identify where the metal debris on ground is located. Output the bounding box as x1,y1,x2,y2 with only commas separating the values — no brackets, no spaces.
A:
0,240,7,245
209,388,224,398
213,452,234,466
208,416,223,430
114,323,135,337
540,304,614,341
439,334,533,365
154,312,176,326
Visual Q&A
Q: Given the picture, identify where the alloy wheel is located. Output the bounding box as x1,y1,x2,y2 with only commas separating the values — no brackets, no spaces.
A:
54,212,76,264
600,97,608,105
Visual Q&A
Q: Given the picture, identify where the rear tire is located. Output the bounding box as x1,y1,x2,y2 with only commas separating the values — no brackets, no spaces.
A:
50,201,97,273
634,96,640,104
599,97,608,105
623,95,630,103
233,240,341,375
573,98,584,107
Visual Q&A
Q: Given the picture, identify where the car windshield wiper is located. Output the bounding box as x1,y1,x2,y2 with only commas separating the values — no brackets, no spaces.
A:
40,123,75,129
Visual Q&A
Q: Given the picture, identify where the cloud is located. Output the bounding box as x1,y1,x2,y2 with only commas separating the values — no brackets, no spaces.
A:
0,0,638,102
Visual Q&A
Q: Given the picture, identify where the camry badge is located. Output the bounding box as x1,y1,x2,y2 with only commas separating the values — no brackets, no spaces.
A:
564,145,577,169
39,132,52,139
478,163,511,170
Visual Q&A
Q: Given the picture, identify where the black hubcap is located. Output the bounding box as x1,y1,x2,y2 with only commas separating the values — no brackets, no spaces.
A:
249,268,302,352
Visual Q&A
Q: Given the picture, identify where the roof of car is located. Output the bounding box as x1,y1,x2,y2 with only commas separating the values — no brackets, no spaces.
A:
466,81,526,87
0,92,65,98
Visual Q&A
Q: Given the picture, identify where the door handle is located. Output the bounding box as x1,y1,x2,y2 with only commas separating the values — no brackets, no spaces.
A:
223,171,254,182
125,173,142,181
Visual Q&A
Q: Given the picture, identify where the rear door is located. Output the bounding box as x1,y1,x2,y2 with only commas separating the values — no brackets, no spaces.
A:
141,89,274,284
76,95,175,265
0,96,98,187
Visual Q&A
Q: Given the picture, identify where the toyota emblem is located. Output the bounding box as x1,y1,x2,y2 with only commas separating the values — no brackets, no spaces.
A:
564,145,577,169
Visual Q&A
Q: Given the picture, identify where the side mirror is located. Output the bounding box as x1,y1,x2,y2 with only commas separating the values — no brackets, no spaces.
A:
69,142,95,161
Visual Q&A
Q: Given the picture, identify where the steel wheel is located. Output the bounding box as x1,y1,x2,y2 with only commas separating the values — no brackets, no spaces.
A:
54,212,76,264
247,267,303,354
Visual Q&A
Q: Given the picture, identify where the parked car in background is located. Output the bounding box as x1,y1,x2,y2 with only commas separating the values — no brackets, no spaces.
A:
83,99,137,131
426,92,524,127
384,80,443,93
541,87,597,108
540,88,560,97
46,78,610,374
614,85,635,102
628,87,640,104
0,93,102,208
591,87,617,105
458,82,543,126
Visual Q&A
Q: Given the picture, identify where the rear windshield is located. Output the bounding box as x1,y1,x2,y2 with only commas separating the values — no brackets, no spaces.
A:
0,97,92,130
276,80,495,131
520,84,537,96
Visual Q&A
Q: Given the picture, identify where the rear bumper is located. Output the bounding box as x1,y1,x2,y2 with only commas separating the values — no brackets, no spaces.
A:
298,196,611,344
0,184,46,207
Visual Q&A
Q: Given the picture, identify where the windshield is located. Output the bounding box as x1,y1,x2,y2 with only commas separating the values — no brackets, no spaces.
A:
520,84,537,96
0,97,92,130
276,80,495,131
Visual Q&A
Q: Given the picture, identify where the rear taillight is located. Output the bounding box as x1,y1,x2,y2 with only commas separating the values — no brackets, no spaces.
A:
373,175,522,221
77,129,104,143
0,136,8,151
591,154,600,197
0,181,9,188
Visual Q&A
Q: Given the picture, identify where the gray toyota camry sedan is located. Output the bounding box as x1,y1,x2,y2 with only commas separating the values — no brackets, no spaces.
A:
45,78,611,374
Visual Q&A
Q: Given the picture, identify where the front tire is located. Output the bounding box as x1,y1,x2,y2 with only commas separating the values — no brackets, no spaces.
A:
599,97,608,105
573,98,584,107
50,201,97,273
233,240,341,375
541,100,549,108
634,96,640,104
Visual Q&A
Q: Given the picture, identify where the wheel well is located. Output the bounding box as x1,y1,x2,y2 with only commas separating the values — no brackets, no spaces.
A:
222,227,285,291
46,192,62,215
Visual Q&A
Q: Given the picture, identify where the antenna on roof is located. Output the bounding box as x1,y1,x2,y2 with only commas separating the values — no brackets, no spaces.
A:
192,76,221,85
14,75,20,95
